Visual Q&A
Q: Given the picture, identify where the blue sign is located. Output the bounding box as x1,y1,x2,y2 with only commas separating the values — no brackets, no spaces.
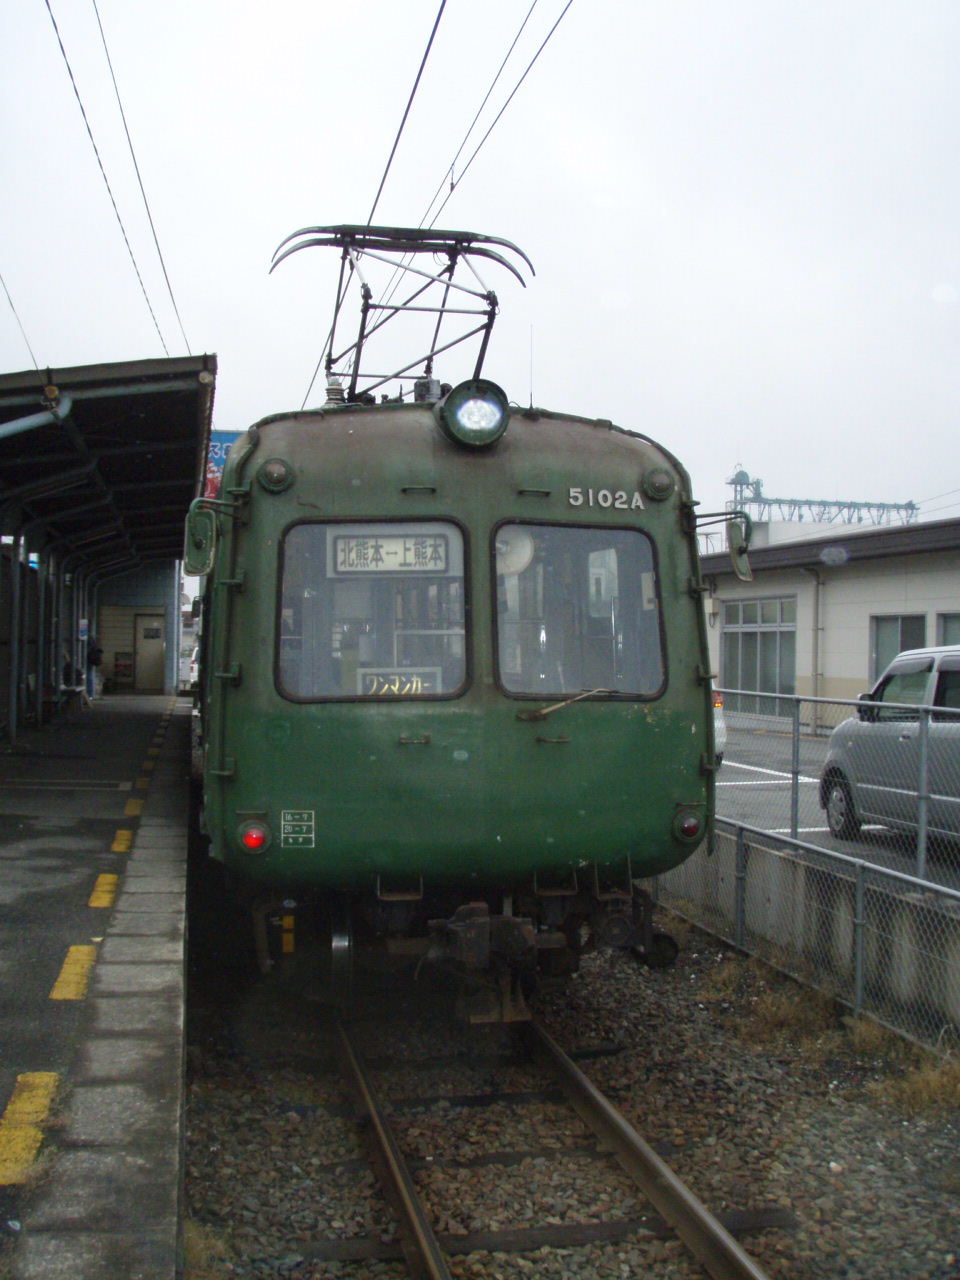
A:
204,429,242,496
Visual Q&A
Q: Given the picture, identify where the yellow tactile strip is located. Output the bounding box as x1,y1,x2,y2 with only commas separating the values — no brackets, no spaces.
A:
0,1072,59,1184
49,945,98,1000
0,702,177,1187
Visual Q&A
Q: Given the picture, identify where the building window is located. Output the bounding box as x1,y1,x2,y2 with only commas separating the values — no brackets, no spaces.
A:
721,596,796,714
937,614,960,646
870,614,926,682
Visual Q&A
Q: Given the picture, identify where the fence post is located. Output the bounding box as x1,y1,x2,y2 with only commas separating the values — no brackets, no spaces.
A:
790,697,801,840
735,826,747,949
853,863,865,1015
916,707,931,879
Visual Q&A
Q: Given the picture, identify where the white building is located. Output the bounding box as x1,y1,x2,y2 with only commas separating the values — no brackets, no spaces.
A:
699,516,960,707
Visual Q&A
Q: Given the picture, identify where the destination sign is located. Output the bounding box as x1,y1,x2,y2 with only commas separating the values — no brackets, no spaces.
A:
359,668,441,696
334,534,448,574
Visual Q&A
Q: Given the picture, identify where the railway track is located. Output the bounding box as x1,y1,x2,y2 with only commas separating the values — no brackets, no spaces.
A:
331,1013,787,1280
186,907,960,1280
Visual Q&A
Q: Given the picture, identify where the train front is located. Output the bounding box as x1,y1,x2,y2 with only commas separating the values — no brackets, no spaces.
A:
189,378,716,1017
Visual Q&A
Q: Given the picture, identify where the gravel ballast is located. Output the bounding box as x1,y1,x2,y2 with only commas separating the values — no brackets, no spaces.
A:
185,918,960,1279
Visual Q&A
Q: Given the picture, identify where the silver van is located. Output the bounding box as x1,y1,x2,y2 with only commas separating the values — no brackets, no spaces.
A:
820,646,960,843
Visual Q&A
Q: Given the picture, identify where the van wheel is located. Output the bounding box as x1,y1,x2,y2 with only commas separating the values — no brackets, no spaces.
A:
826,776,860,839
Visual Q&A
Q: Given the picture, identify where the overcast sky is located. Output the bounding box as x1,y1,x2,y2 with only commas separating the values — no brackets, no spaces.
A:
1,1,958,520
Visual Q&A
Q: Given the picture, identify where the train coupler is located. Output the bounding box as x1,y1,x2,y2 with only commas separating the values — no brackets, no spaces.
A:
427,902,537,1023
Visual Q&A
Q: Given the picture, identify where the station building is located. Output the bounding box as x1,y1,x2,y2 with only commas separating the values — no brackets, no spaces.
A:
0,354,215,742
700,516,960,712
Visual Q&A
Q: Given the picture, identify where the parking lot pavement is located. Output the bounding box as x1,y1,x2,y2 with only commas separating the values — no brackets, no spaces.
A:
717,725,960,890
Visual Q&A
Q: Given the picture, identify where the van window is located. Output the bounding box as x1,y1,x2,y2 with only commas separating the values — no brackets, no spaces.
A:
934,667,960,718
874,662,932,721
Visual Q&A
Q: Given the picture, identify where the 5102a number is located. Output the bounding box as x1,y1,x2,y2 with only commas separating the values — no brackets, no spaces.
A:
568,487,644,510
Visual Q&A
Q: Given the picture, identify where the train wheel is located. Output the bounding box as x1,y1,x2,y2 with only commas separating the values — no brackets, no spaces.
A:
324,896,355,1004
633,931,679,969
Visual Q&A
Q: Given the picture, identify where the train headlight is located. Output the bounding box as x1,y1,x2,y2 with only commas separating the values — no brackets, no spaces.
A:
435,379,509,447
238,821,272,853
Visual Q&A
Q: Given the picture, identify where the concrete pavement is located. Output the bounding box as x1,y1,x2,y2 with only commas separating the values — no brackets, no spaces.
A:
0,695,189,1280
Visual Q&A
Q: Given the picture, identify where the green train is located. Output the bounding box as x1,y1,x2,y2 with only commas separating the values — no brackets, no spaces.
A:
186,229,726,1019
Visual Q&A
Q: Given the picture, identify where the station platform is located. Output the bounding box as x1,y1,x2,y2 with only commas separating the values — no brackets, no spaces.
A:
0,695,189,1280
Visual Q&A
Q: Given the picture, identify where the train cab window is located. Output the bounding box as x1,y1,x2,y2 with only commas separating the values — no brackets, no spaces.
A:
278,521,466,699
494,523,663,696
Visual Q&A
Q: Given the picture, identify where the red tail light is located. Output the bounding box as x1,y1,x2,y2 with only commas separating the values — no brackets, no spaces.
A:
672,808,704,843
239,822,270,852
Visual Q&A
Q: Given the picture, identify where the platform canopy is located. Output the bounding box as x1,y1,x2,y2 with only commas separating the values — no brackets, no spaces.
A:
0,354,216,575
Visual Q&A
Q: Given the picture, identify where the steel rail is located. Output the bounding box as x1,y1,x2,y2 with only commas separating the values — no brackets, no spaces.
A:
335,1021,453,1280
524,1020,773,1280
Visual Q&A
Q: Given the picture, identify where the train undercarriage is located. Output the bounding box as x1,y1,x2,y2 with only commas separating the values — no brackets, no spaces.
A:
246,871,679,1022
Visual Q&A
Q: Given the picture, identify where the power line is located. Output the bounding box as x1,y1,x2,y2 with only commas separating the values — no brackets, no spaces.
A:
302,0,449,406
302,0,573,404
366,0,448,228
91,0,192,354
419,0,541,230
917,486,960,506
374,0,542,312
375,2,567,343
428,0,574,226
916,498,960,519
43,0,170,355
0,269,41,371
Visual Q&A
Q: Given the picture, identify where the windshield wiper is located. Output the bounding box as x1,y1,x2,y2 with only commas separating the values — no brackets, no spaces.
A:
516,688,616,721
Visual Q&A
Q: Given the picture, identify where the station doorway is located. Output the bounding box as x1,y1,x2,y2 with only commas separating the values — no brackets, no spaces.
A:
134,614,166,692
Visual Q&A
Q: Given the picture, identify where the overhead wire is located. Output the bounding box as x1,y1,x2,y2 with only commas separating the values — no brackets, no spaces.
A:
428,0,574,228
90,0,192,354
365,0,448,228
915,498,960,518
302,0,574,403
0,269,41,371
917,486,960,506
418,0,541,231
301,0,448,406
42,0,170,356
374,0,543,313
374,0,572,332
908,485,960,521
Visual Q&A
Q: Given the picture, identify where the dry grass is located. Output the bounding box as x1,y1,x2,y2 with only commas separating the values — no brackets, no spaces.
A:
867,1054,960,1114
734,986,841,1070
692,947,960,1115
842,1014,908,1058
699,955,836,1036
182,1220,235,1280
694,952,836,1066
699,955,748,999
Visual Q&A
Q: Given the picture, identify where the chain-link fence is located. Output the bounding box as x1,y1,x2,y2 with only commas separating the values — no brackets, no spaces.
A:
714,689,960,880
655,823,960,1052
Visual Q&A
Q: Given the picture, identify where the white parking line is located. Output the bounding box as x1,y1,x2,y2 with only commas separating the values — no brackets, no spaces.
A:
718,761,820,785
721,773,819,783
768,824,888,835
